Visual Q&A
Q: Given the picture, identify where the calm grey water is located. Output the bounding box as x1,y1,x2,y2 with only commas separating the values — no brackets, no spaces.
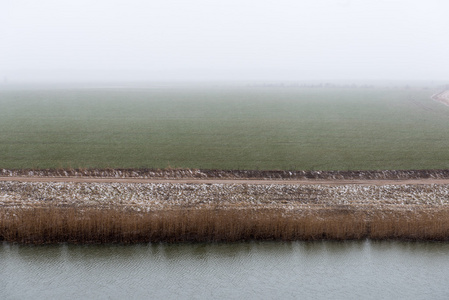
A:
1,240,449,299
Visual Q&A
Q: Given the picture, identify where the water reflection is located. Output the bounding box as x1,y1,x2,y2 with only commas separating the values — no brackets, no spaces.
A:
1,240,449,299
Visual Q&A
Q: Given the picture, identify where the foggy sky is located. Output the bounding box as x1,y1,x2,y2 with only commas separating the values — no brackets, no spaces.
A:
1,0,448,82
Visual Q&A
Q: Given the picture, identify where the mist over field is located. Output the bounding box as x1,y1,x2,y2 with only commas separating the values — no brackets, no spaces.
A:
1,0,449,84
1,0,449,170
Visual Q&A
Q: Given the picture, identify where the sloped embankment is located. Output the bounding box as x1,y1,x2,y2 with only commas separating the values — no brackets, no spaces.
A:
2,180,449,243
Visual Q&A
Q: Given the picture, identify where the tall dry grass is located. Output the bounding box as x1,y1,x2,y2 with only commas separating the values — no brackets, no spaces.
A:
2,206,449,244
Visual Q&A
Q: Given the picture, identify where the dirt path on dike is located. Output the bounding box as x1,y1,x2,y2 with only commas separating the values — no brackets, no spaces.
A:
2,176,449,185
432,89,449,106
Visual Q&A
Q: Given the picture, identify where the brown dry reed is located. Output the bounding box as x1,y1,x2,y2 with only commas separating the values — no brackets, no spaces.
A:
2,206,449,244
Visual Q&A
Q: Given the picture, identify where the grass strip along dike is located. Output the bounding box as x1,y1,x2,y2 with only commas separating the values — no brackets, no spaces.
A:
2,169,449,244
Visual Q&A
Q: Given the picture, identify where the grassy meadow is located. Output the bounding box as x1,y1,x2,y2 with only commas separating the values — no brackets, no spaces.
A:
1,85,449,171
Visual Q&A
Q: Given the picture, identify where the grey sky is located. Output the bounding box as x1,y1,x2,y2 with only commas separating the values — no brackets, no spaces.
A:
1,0,448,82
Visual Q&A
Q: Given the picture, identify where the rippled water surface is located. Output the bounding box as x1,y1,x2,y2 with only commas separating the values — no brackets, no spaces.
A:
1,240,449,299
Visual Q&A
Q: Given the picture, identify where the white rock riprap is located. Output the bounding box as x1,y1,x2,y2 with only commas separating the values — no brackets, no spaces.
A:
1,181,449,212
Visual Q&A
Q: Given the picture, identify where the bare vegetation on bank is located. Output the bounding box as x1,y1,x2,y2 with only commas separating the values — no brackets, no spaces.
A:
2,181,449,243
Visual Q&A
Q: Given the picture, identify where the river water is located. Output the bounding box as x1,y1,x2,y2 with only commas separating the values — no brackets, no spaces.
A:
1,240,449,299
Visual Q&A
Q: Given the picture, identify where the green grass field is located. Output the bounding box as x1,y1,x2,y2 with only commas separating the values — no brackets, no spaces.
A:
1,86,448,170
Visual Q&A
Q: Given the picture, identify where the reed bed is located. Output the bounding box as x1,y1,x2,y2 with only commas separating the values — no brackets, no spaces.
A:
2,207,449,243
2,181,449,243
